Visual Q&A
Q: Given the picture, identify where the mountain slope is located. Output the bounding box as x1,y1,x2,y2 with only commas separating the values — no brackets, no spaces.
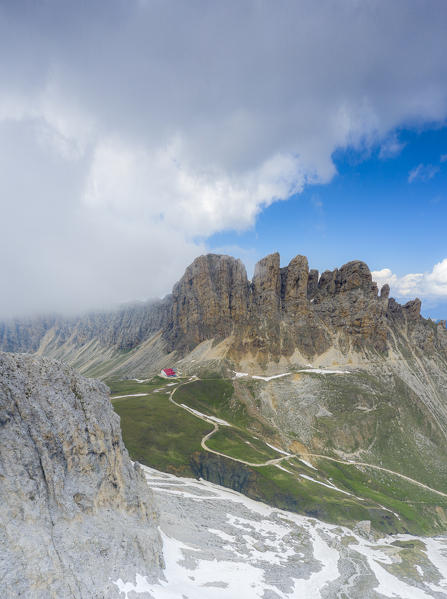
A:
0,296,172,378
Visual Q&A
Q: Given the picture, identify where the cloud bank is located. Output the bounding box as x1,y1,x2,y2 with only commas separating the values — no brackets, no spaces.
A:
2,1,447,317
372,259,447,299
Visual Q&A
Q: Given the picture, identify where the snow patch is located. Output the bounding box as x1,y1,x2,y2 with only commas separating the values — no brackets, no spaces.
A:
422,537,447,593
265,442,292,456
352,543,434,598
290,525,341,596
113,574,153,597
116,530,289,598
276,464,293,474
122,465,447,599
299,458,318,471
252,373,291,381
180,404,231,426
300,474,352,496
297,368,351,375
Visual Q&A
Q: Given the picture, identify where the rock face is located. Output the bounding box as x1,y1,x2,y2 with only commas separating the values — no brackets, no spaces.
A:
0,352,163,599
282,254,309,308
166,254,249,351
252,252,281,316
165,253,447,365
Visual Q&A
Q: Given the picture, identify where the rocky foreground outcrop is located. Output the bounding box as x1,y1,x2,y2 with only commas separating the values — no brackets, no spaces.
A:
0,352,163,599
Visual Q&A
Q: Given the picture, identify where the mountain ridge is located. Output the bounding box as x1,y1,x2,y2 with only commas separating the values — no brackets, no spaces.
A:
1,252,445,377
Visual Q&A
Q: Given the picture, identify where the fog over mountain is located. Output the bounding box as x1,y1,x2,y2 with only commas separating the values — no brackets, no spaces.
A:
1,1,447,318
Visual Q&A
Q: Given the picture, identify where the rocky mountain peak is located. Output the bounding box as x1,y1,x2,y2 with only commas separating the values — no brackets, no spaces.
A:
339,260,377,293
252,252,281,314
165,251,445,362
282,254,309,307
313,260,377,299
253,252,281,280
380,283,390,299
403,298,422,320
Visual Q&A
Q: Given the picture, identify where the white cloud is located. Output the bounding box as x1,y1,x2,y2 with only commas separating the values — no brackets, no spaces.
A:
1,2,447,317
426,259,447,295
408,163,440,183
0,85,95,160
379,134,406,159
82,138,307,237
372,259,447,298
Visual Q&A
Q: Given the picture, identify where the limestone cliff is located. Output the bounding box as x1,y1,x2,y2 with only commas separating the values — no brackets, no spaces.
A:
165,253,447,366
165,254,249,351
0,352,163,598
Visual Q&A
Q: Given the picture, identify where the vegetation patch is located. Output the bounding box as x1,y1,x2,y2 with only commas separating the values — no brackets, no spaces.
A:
174,379,250,427
206,427,282,463
108,376,167,396
112,390,211,475
252,465,381,529
303,458,447,535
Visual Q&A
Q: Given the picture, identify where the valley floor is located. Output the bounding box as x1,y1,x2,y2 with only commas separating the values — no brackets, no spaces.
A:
114,466,447,599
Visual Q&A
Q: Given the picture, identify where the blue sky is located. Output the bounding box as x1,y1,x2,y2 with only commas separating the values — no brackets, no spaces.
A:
1,2,447,319
208,126,447,320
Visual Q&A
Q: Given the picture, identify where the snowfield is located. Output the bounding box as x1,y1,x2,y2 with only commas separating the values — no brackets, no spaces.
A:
114,466,447,599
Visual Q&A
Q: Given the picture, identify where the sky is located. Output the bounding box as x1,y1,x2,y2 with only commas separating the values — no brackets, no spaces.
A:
1,1,446,320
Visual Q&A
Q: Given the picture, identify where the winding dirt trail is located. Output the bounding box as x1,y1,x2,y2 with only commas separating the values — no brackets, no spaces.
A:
168,377,447,499
302,453,447,498
169,378,287,467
